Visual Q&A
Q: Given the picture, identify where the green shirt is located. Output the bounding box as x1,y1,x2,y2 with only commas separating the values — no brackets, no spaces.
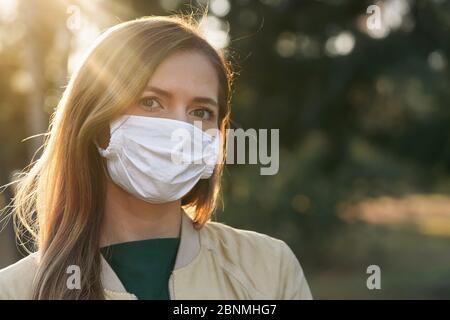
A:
100,237,180,300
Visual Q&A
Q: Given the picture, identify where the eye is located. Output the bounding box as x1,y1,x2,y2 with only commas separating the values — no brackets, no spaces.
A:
139,97,163,110
190,108,214,120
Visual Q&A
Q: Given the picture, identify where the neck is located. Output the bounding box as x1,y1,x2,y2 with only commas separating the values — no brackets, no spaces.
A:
100,178,182,247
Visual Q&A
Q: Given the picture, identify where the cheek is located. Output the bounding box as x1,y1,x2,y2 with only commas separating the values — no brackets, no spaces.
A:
201,120,220,132
125,103,142,115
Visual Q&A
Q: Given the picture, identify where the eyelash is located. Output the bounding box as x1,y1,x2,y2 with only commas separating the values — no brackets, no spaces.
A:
138,96,216,120
139,97,161,110
191,108,215,120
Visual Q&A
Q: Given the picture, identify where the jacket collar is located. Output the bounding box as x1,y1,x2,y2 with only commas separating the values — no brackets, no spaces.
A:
100,208,201,298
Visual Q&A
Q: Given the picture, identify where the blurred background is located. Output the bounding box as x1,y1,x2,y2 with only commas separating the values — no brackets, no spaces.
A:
0,0,449,299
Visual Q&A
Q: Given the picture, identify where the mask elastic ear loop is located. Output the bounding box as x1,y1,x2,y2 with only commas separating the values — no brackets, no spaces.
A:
95,140,109,158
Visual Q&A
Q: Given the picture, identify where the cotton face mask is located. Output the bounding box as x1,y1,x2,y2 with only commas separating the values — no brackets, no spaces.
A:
97,115,221,204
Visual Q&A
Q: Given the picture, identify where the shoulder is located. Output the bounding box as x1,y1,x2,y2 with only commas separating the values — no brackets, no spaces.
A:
200,219,285,254
0,252,39,299
199,220,313,299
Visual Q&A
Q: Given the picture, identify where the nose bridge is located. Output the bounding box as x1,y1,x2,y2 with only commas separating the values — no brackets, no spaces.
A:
169,101,189,123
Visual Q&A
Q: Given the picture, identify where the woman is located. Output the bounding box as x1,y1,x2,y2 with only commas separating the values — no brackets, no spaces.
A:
0,15,312,300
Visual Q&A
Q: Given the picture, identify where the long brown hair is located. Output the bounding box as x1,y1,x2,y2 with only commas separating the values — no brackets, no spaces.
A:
11,15,233,299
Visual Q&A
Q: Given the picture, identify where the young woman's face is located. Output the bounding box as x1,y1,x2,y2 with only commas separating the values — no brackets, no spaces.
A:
126,50,220,131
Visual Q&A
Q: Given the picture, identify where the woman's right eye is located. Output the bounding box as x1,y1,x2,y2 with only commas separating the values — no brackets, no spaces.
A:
139,97,162,110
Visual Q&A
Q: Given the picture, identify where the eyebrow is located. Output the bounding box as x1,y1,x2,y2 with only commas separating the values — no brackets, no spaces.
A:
144,85,219,109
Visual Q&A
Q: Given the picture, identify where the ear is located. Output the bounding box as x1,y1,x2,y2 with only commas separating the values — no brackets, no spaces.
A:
96,124,111,149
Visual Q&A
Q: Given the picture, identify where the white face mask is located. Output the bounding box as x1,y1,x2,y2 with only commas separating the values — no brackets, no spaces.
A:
97,115,221,204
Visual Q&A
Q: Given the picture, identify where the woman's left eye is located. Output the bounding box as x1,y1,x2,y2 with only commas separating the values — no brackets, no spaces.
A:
190,108,213,120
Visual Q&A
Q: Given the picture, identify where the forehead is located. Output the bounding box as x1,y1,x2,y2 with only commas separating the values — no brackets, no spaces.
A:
146,50,219,98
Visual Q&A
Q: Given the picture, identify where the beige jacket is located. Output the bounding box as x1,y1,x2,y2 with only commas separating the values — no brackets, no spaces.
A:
0,211,312,300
